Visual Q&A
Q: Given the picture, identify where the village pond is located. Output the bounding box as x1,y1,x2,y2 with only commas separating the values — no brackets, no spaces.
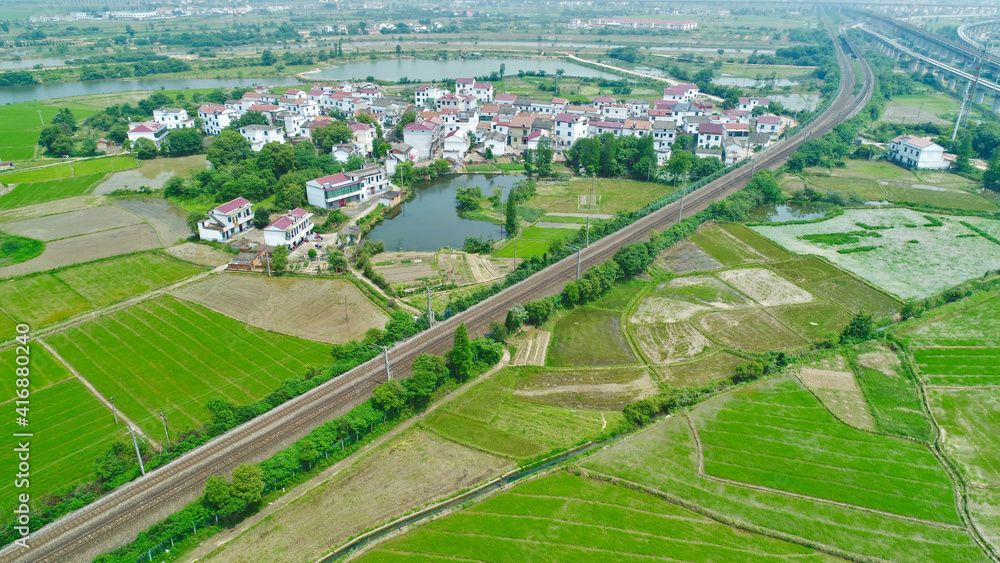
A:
368,174,526,252
747,202,829,223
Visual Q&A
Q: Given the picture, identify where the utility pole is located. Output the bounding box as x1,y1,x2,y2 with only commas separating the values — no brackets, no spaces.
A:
110,397,118,425
37,110,43,126
591,173,596,210
513,241,517,264
345,296,351,340
159,409,170,448
678,171,688,222
381,346,392,380
586,216,590,248
128,426,146,477
576,247,581,279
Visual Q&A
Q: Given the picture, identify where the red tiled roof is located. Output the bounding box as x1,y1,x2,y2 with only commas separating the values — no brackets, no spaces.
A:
699,123,724,134
215,197,252,214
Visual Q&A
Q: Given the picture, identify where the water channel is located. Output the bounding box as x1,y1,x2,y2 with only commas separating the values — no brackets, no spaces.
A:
367,174,526,252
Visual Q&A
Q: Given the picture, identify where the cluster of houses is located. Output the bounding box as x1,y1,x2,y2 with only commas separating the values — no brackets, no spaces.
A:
570,17,698,30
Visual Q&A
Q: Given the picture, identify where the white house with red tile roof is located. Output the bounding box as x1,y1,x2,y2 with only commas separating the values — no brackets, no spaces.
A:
592,95,616,108
198,197,254,242
306,165,391,209
662,84,699,101
723,122,750,138
403,121,442,159
588,120,624,137
601,103,630,120
494,93,517,105
278,97,321,117
738,97,769,111
554,113,589,148
471,82,494,102
525,129,551,151
127,121,168,147
755,115,783,138
887,135,949,170
153,107,196,130
348,122,376,154
283,88,306,99
415,85,449,107
263,208,314,249
454,78,476,96
724,109,751,123
697,122,725,149
443,129,469,160
198,103,239,136
623,119,651,137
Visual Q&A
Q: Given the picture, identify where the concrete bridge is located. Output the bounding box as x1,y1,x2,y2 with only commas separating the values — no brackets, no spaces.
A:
856,24,1000,114
958,19,1000,52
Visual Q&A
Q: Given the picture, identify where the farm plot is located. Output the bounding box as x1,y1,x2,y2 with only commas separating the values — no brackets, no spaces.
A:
768,302,853,342
164,242,232,267
630,296,709,324
927,388,1000,488
69,155,138,177
356,471,840,563
514,366,656,410
45,296,331,441
655,352,746,387
423,368,618,461
0,175,104,211
0,223,162,278
716,268,813,306
0,164,75,184
548,307,636,367
581,415,987,563
0,378,117,505
752,208,1000,300
0,343,72,401
0,274,92,327
173,275,387,344
511,329,550,366
912,348,1000,386
851,348,934,442
904,294,1000,347
690,223,771,267
654,238,723,273
655,275,750,308
112,197,190,247
695,376,959,523
496,226,576,259
797,366,875,431
0,205,141,241
0,232,43,268
970,489,1000,553
697,308,807,352
55,252,203,307
632,323,710,364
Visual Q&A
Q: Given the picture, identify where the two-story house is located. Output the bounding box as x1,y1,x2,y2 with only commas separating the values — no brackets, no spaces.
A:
263,208,314,250
305,166,391,209
198,197,254,242
239,125,285,151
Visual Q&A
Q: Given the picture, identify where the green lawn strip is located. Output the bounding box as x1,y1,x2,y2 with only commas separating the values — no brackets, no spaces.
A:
0,343,73,404
581,416,987,562
54,252,203,307
421,411,546,460
926,388,1000,488
0,232,44,268
587,277,647,311
695,379,957,524
969,489,1000,551
69,156,138,176
539,215,589,224
494,238,549,258
0,163,75,184
548,307,636,367
0,174,104,210
0,378,117,504
0,274,92,327
358,472,846,562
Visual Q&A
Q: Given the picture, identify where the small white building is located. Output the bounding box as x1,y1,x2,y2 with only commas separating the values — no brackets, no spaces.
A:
415,85,448,107
443,129,469,160
525,129,551,151
263,208,314,250
697,123,725,149
662,84,699,101
738,97,769,111
153,107,196,130
403,121,442,160
127,121,168,148
197,103,239,136
306,166,391,209
239,125,285,151
348,122,376,155
755,115,783,139
554,113,589,149
198,197,254,242
887,135,949,170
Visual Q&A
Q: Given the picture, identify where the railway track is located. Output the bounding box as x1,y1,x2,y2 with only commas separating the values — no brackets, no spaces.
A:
0,24,875,563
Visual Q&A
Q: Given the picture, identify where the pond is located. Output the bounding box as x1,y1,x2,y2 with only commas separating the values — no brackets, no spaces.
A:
0,76,305,105
368,174,526,252
747,202,828,223
304,58,617,82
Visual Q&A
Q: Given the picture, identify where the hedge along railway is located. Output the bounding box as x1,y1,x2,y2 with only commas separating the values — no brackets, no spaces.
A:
0,23,875,563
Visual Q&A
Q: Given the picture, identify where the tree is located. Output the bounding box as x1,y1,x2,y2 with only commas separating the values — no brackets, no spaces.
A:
133,137,158,159
451,323,473,380
524,299,554,326
203,475,244,517
499,63,506,80
505,191,519,237
532,135,554,176
484,146,494,160
312,121,353,151
395,111,417,137
186,210,203,234
455,186,483,211
373,379,407,411
230,111,269,129
328,251,347,273
230,463,264,506
488,320,508,342
666,149,693,185
599,136,618,176
271,246,290,273
840,311,878,345
261,49,277,66
163,127,203,156
395,44,402,57
108,123,129,144
51,108,77,132
745,169,782,202
206,129,251,168
984,147,1000,193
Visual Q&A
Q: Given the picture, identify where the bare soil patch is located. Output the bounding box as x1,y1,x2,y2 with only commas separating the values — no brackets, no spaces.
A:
112,197,190,246
165,242,232,267
717,268,813,306
200,429,511,563
857,347,901,378
172,274,387,344
697,308,807,352
657,275,751,308
0,223,161,278
374,251,437,283
798,364,875,431
654,239,723,273
799,367,859,391
0,205,141,241
513,366,657,409
630,296,709,324
512,329,550,366
633,322,711,364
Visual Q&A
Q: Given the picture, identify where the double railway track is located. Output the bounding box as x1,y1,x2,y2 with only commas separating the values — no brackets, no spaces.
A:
0,23,874,563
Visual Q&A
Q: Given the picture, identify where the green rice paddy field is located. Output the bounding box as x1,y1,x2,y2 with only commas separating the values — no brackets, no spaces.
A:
45,296,331,441
357,471,841,563
0,175,104,210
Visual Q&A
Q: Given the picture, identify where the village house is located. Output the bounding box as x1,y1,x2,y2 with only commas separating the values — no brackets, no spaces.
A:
738,97,769,111
554,113,589,149
238,125,285,151
379,190,404,208
403,121,443,160
662,84,700,101
589,120,624,137
482,131,508,157
197,103,239,136
443,129,470,161
305,165,391,209
508,115,536,152
263,208,314,250
697,123,725,149
887,135,950,170
755,115,783,138
127,121,169,148
198,197,254,242
415,85,449,107
525,129,551,151
348,122,376,155
152,107,196,130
